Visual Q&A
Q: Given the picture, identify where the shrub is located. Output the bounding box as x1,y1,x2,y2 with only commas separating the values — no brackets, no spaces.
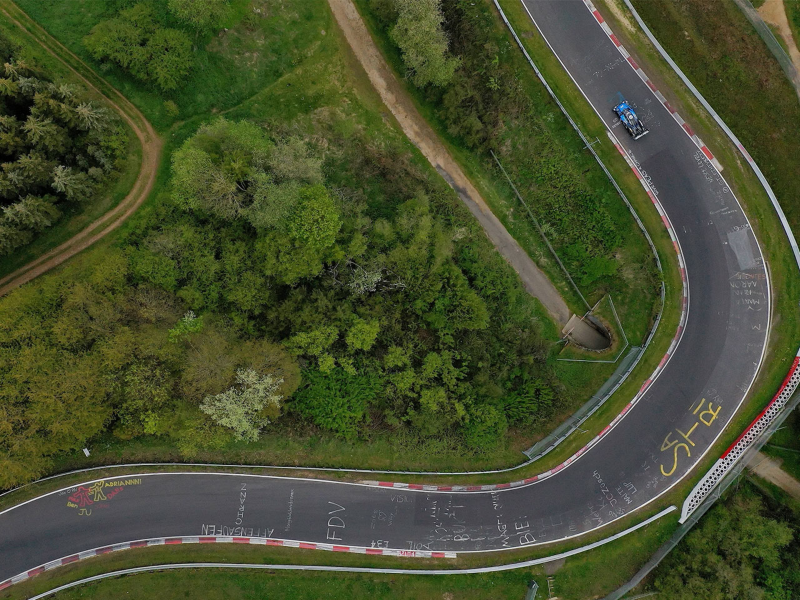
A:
389,0,461,87
84,4,193,92
292,368,382,440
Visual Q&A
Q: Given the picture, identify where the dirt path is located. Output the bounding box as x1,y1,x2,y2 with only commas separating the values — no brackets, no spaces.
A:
0,1,162,298
748,451,800,500
327,0,572,325
758,0,800,77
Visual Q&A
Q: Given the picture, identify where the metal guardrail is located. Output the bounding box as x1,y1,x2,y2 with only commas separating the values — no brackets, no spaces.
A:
731,0,800,97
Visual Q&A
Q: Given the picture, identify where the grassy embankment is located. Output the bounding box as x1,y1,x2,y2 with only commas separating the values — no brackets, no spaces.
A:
0,9,141,279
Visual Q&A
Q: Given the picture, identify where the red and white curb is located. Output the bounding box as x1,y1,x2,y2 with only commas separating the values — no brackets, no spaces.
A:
583,0,724,172
0,536,456,592
679,349,800,522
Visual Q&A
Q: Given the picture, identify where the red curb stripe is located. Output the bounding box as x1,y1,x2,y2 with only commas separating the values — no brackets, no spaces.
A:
299,542,317,550
333,545,350,552
495,483,511,489
233,537,250,544
432,552,446,558
593,9,604,23
524,476,538,484
552,464,565,474
366,548,384,555
658,354,670,368
378,482,393,487
27,567,45,577
129,541,148,548
436,486,452,491
701,146,714,161
646,80,658,92
673,241,680,253
660,214,670,229
620,403,633,415
640,379,652,392
266,540,284,546
664,101,675,113
682,123,694,136
610,33,620,46
627,57,639,70
408,484,424,490
600,425,611,436
198,537,217,544
61,555,80,564
95,546,114,554
466,486,482,491
721,357,800,458
0,581,12,591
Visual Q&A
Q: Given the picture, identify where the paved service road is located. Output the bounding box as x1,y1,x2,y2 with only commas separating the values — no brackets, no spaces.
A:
0,0,770,581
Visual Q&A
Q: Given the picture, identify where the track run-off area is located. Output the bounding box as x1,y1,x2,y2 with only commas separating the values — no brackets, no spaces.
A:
0,0,789,588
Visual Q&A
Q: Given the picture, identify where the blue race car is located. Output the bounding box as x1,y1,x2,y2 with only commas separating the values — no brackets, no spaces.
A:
613,100,649,140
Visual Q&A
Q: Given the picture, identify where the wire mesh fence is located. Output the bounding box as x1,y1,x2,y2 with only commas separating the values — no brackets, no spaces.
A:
732,0,800,98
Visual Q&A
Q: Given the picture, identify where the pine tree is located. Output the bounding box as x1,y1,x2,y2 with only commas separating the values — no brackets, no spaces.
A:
74,103,106,130
0,77,18,96
3,58,30,79
16,152,54,188
22,115,54,146
51,165,92,201
0,221,33,255
2,195,60,231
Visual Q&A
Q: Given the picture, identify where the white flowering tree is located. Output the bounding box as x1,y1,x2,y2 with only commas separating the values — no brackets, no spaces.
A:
199,368,283,441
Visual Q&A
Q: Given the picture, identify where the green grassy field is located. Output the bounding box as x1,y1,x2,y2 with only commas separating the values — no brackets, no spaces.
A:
11,0,324,132
786,0,800,49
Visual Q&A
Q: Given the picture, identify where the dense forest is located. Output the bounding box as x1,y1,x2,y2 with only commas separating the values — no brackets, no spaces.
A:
0,35,126,256
652,482,800,599
0,109,558,486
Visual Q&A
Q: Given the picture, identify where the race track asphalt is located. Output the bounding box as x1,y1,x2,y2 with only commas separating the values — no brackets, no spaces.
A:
0,0,771,580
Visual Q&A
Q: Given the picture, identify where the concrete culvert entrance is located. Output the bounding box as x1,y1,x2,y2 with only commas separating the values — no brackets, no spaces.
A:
562,313,611,350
